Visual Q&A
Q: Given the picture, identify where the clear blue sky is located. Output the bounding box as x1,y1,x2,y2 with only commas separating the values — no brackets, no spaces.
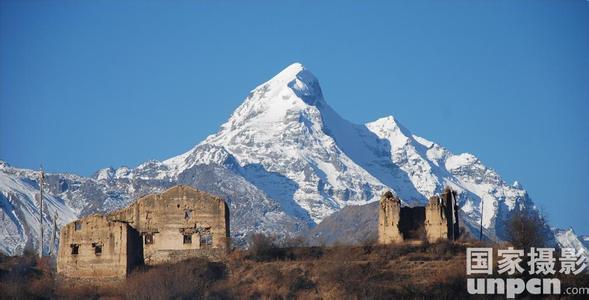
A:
1,0,588,233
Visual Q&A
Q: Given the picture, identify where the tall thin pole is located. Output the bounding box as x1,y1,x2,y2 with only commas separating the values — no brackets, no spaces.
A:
38,166,45,258
450,190,456,241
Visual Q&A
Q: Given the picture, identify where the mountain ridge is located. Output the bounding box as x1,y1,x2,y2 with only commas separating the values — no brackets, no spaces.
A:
0,62,582,256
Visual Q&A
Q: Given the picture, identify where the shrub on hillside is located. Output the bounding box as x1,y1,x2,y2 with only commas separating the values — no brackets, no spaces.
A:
0,253,55,299
506,210,548,250
247,233,288,261
124,258,226,299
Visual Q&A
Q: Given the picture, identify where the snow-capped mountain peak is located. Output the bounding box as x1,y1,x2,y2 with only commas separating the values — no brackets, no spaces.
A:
137,64,544,233
264,62,319,93
216,62,325,134
195,64,388,222
366,115,413,148
94,167,115,181
582,235,589,249
1,63,583,255
0,160,10,170
554,228,589,269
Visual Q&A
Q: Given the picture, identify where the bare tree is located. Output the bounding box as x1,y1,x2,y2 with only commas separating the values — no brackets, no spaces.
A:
506,210,548,250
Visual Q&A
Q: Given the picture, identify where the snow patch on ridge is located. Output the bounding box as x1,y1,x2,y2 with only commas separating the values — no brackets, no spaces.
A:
555,228,589,272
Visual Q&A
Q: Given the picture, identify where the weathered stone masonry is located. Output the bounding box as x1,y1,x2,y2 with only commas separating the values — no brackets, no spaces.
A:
57,185,230,280
56,215,143,280
378,187,459,244
108,185,230,265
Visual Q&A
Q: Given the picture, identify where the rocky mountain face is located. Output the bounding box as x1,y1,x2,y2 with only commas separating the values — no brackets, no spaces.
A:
554,228,589,264
555,229,588,252
304,202,380,247
582,235,589,249
0,63,582,255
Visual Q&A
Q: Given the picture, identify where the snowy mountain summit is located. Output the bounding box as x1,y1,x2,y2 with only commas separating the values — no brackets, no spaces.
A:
180,63,534,238
0,62,574,255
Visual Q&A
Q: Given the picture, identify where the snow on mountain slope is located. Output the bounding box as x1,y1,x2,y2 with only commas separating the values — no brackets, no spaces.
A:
0,146,305,254
195,63,389,223
554,228,589,271
555,228,589,253
164,62,533,240
0,62,580,255
582,235,589,249
366,116,535,240
0,162,77,255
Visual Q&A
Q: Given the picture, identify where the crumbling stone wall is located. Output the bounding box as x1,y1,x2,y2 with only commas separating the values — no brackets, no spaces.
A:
57,185,230,280
425,196,448,242
56,215,143,280
378,191,403,243
378,187,459,244
425,187,459,242
108,185,230,265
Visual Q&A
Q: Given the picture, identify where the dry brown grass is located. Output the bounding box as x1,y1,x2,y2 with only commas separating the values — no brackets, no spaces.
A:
9,240,587,299
123,258,226,299
0,243,470,299
0,253,55,299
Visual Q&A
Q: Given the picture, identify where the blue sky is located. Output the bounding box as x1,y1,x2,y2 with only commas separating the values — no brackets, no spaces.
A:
1,0,588,233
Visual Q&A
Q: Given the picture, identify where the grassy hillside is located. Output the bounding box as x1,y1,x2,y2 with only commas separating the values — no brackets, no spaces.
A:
1,241,467,299
1,241,587,299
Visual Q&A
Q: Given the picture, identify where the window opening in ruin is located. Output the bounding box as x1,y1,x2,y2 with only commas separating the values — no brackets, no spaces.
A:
200,228,212,247
92,243,102,255
71,244,79,255
184,209,192,221
177,204,180,208
74,221,81,231
183,233,192,244
145,233,154,245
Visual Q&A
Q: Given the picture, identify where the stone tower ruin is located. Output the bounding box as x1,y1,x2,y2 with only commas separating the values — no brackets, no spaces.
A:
425,187,460,242
378,191,403,244
378,187,459,244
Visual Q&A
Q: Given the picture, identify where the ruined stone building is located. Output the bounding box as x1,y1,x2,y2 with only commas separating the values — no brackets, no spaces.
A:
57,185,230,280
56,215,144,280
378,187,459,244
